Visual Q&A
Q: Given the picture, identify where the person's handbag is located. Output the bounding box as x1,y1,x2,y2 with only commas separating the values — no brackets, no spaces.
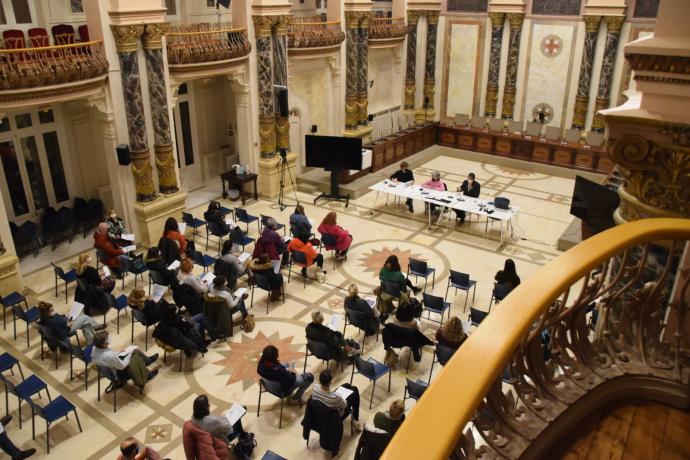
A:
231,432,257,460
241,314,255,333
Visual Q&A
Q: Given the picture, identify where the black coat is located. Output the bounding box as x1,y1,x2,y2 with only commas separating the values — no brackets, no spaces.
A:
344,297,380,336
301,398,343,455
382,323,433,350
460,179,481,198
354,428,394,460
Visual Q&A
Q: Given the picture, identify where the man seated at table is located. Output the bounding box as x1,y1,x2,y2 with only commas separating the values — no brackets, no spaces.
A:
454,172,481,224
389,161,415,213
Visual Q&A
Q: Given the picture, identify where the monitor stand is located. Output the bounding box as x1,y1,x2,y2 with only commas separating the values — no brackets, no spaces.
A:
314,168,350,208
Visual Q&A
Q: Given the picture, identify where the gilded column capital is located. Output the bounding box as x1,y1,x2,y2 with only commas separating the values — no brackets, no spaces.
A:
142,22,169,50
253,15,276,38
360,12,372,29
407,10,421,26
426,11,440,25
583,15,602,33
507,13,524,29
605,15,625,34
272,15,290,36
345,11,362,29
488,12,505,28
111,24,144,53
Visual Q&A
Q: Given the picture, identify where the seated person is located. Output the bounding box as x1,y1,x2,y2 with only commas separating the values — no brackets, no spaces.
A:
38,301,106,345
257,345,313,402
287,233,324,277
92,330,159,390
311,369,361,429
289,204,312,239
75,253,115,293
494,258,521,292
207,276,249,319
435,316,467,349
454,172,480,223
144,247,177,286
373,400,405,434
250,253,283,302
106,209,129,246
344,284,380,336
390,161,415,213
152,302,207,357
383,306,433,363
203,201,232,234
219,240,250,279
392,301,421,330
162,217,195,258
190,394,246,442
420,171,448,214
128,288,164,323
379,255,420,294
317,212,352,261
117,437,161,460
93,222,127,272
255,218,287,274
305,311,357,362
0,415,36,459
178,258,208,295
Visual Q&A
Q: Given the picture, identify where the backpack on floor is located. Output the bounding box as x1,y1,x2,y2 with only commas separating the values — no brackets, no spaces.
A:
241,314,255,333
232,432,257,460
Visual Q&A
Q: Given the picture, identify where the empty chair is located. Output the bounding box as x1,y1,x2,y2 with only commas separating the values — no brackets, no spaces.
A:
234,207,259,233
563,128,582,143
488,118,504,131
508,120,524,134
260,214,286,235
445,270,477,307
403,378,428,404
77,24,89,42
12,304,39,346
0,373,50,429
69,343,94,390
350,356,391,409
0,352,24,380
453,113,469,127
251,272,283,314
544,126,561,141
2,29,27,50
51,24,76,45
182,212,206,238
343,307,378,353
468,306,489,328
10,221,41,257
421,293,451,327
191,249,216,273
586,131,605,147
230,226,255,252
26,394,82,453
1,291,28,330
470,116,486,129
407,258,435,291
525,121,542,137
51,262,78,303
427,342,457,384
302,338,342,373
257,377,300,429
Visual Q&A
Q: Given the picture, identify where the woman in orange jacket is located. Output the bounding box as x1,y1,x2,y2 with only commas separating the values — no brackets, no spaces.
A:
287,234,324,277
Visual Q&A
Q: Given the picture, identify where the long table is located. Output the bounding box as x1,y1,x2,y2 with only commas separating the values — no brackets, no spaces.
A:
370,179,519,242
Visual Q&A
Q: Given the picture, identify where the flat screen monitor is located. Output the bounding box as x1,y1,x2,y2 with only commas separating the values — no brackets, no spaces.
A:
570,175,619,234
305,135,363,171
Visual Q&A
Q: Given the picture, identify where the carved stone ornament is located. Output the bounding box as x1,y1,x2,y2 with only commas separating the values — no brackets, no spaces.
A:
130,148,157,202
605,15,625,34
345,11,362,29
0,238,6,256
111,24,145,53
426,11,440,25
143,22,169,50
610,133,690,217
154,143,179,194
507,13,524,29
407,10,421,26
583,15,602,33
626,53,690,76
273,15,290,36
488,12,505,29
253,16,277,38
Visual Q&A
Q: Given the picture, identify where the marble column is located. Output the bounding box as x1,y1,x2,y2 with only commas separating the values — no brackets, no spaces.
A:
143,22,178,194
501,13,524,120
254,16,277,158
345,11,360,130
272,15,290,152
404,10,420,111
572,15,602,130
484,12,505,117
111,24,157,202
423,12,439,113
357,13,371,126
591,15,624,132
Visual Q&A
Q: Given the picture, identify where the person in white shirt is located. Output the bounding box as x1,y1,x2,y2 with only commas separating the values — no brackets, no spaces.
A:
208,276,249,318
311,370,361,429
92,331,159,389
177,258,208,294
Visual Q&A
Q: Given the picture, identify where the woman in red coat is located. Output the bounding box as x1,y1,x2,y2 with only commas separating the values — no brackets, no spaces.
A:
317,212,353,261
163,217,194,258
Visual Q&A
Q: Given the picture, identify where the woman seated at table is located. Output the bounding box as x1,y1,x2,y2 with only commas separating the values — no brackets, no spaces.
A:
162,217,195,258
344,284,380,335
421,171,447,214
317,211,352,261
435,316,467,350
250,253,284,302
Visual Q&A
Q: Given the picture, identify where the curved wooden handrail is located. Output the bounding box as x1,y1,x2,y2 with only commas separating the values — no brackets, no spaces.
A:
288,20,341,26
0,39,104,53
371,17,405,21
167,27,246,37
382,218,690,460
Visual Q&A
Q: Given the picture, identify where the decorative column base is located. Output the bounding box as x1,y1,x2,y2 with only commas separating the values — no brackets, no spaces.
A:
0,254,22,293
591,97,609,132
404,80,415,110
345,95,358,131
275,115,290,152
259,116,277,158
485,85,499,118
357,93,369,127
132,191,188,248
257,151,297,199
130,149,157,202
154,144,179,194
501,87,516,120
572,95,589,130
415,108,436,124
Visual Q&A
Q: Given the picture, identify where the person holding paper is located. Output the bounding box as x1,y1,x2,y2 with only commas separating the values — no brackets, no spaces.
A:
106,209,129,243
344,284,380,336
190,394,246,441
311,370,362,429
93,222,128,271
162,217,194,258
373,400,406,434
305,311,358,362
249,254,284,302
257,345,313,402
92,331,159,389
454,172,481,223
144,247,178,286
75,253,115,294
0,415,36,459
178,258,208,294
203,201,232,234
153,302,208,357
318,212,353,261
217,240,250,286
254,218,287,274
38,301,106,345
128,288,164,323
389,161,415,213
208,276,249,319
289,204,312,240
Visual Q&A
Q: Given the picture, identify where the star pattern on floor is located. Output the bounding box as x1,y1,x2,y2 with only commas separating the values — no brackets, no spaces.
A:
212,331,305,390
145,423,172,443
358,246,426,278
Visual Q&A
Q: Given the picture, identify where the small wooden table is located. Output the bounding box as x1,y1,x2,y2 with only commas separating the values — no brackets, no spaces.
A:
220,171,258,205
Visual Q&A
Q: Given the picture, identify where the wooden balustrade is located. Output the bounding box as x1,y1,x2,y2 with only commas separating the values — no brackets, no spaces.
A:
369,17,407,40
166,25,251,65
287,19,345,48
0,40,108,90
382,218,690,460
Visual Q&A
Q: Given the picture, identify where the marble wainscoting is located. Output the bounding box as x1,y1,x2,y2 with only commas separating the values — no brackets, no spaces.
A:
443,20,483,119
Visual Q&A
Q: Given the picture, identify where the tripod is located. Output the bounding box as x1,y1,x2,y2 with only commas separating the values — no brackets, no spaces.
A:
277,148,299,211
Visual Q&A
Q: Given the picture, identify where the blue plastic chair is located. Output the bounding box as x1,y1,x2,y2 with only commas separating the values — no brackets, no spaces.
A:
403,378,428,404
192,250,217,273
287,250,312,288
428,342,457,384
182,212,206,238
231,226,255,252
36,323,75,370
350,356,391,409
257,377,299,429
26,395,82,453
114,294,128,334
320,234,338,269
97,364,129,412
50,262,78,303
131,308,158,351
407,258,435,291
0,374,50,429
302,338,342,374
1,291,28,330
121,256,148,290
234,207,259,234
251,272,283,314
445,270,477,307
468,306,489,328
69,343,95,390
343,307,378,354
206,221,230,255
422,293,451,327
260,214,286,235
0,352,24,382
12,304,39,346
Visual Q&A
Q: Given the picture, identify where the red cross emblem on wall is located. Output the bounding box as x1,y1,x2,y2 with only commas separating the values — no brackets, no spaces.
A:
541,35,563,58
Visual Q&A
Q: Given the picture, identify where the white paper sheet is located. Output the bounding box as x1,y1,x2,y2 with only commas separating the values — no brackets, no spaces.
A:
121,233,135,241
102,266,111,278
237,252,251,264
365,297,376,308
69,301,84,320
234,287,247,298
334,386,354,400
167,260,181,270
151,284,167,302
327,313,343,331
201,272,215,285
118,345,138,358
224,403,247,426
121,244,136,253
178,222,187,233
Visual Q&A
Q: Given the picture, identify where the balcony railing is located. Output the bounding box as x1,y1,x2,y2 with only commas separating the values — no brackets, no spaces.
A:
166,24,251,65
369,17,407,40
383,217,690,459
0,40,108,90
287,18,345,49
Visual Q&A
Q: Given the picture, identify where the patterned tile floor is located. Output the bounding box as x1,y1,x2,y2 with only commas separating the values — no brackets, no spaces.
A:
1,152,578,459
